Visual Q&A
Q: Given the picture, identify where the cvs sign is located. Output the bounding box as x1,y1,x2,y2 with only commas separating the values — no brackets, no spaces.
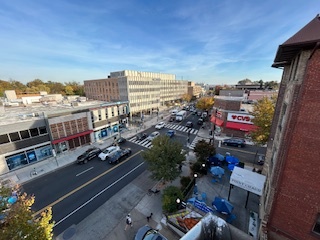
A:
227,113,254,124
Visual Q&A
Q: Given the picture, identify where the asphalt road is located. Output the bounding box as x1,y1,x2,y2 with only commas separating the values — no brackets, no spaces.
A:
22,111,265,236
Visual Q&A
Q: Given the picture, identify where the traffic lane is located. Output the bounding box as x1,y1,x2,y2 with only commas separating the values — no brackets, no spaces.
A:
52,154,146,236
215,145,266,165
24,144,144,211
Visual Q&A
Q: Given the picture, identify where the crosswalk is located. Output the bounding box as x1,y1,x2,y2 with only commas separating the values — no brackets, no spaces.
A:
188,136,210,150
127,137,154,149
164,124,198,135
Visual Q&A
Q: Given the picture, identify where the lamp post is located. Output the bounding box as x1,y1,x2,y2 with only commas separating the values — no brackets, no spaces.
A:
176,198,186,210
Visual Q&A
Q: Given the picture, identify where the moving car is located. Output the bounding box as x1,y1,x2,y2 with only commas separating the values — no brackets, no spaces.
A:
76,147,101,164
115,137,126,144
155,122,165,129
134,225,168,240
197,118,204,125
98,146,120,161
136,133,148,141
166,130,175,138
186,121,193,128
222,138,246,148
147,131,160,141
108,148,132,164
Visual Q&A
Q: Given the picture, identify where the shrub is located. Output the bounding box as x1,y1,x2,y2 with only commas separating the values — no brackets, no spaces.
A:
190,161,202,175
162,186,183,213
180,176,192,191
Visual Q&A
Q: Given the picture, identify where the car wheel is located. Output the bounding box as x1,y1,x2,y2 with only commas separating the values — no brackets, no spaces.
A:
84,159,88,164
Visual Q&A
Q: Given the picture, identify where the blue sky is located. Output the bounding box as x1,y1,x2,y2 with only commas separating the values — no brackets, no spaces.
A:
0,0,318,85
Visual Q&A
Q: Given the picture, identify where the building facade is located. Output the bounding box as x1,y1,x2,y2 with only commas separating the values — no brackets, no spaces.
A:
211,96,256,138
84,70,188,116
260,15,320,240
0,101,129,175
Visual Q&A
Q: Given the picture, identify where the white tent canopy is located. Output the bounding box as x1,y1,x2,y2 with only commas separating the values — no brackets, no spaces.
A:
230,167,266,196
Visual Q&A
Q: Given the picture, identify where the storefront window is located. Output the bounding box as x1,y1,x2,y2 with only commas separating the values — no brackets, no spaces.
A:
6,153,28,170
27,150,37,163
101,129,107,138
35,145,53,161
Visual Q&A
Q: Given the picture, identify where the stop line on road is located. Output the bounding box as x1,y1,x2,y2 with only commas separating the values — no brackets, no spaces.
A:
164,124,198,134
128,137,153,149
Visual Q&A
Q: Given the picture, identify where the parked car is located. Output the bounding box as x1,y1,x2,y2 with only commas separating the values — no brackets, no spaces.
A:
166,130,175,138
222,138,246,148
108,148,132,164
98,146,120,161
134,225,168,240
147,131,160,141
169,116,175,122
76,147,101,164
197,118,204,125
136,133,148,141
115,137,126,144
197,111,202,116
186,121,193,128
155,122,165,129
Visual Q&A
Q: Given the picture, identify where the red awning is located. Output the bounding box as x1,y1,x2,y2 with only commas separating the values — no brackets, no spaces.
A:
210,116,224,126
225,122,257,132
52,130,93,144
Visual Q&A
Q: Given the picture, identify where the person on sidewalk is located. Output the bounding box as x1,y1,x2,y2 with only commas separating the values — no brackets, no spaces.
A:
125,214,133,230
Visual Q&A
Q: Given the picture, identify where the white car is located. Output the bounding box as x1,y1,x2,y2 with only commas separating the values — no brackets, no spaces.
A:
155,122,165,129
147,131,160,141
98,146,120,161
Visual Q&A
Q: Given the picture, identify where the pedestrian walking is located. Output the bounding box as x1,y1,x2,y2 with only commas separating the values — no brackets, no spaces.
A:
125,214,133,230
147,213,153,222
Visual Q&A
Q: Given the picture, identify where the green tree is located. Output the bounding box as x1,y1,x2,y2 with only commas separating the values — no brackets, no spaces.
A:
141,135,185,183
46,81,65,94
162,186,183,213
0,186,54,240
65,81,85,96
193,140,216,163
26,79,45,88
250,96,277,145
9,80,26,94
265,81,279,90
196,97,214,111
0,80,13,97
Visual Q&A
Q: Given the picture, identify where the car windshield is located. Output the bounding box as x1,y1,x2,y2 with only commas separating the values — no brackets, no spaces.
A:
144,230,162,240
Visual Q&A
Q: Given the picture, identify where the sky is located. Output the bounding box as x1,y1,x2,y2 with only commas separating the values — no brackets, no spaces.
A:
0,0,319,85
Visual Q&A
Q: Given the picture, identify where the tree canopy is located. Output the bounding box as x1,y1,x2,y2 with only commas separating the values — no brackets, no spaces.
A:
250,96,277,145
196,97,214,111
181,93,192,103
141,135,185,183
0,186,54,240
193,140,216,163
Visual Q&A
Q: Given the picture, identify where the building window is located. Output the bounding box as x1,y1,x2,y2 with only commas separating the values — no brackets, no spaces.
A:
20,130,30,139
9,132,20,142
39,126,48,134
0,134,10,144
313,214,320,235
30,128,39,137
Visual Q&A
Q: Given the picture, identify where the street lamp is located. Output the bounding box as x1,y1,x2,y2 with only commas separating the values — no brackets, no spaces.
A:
176,198,186,209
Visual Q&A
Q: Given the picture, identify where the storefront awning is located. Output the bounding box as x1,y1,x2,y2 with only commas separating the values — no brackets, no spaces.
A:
210,116,224,126
225,122,257,132
52,130,93,144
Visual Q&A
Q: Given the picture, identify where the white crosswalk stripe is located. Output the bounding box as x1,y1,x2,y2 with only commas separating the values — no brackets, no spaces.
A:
188,136,210,150
127,137,153,149
164,124,198,135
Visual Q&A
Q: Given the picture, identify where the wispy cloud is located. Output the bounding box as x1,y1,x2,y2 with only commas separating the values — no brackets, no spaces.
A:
0,0,318,84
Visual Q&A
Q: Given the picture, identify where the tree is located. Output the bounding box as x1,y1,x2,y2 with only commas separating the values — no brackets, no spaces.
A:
250,96,277,145
196,97,214,111
238,78,252,85
64,85,74,95
162,186,183,213
46,81,65,94
193,140,216,163
265,81,279,90
181,93,192,103
64,81,85,96
9,80,26,94
0,186,54,240
141,136,185,183
26,79,45,88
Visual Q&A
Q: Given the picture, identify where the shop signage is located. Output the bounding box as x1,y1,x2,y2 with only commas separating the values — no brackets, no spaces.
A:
227,113,254,124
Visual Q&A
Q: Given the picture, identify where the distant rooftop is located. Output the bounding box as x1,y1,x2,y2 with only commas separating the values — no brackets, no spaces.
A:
214,96,244,101
0,101,107,126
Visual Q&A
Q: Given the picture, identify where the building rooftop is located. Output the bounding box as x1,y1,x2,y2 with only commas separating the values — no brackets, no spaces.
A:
0,101,106,126
214,96,244,101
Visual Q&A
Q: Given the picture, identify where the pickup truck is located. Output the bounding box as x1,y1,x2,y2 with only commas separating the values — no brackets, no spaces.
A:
108,148,132,164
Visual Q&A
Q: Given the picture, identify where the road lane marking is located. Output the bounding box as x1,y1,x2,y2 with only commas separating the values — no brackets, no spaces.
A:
32,150,143,217
76,167,94,177
218,146,260,155
54,161,145,227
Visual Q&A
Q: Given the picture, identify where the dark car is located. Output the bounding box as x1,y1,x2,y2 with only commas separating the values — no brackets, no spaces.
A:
222,138,246,148
76,147,101,164
134,225,168,240
197,118,204,125
186,121,193,128
136,133,148,141
166,130,175,138
116,137,126,144
108,148,132,164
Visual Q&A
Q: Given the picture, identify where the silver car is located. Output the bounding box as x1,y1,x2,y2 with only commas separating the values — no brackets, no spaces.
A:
146,131,160,141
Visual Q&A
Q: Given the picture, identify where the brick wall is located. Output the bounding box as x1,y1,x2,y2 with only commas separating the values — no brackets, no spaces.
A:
214,99,241,111
266,49,320,240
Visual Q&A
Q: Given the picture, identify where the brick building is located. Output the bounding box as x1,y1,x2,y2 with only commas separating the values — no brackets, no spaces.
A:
211,96,256,138
259,15,320,240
